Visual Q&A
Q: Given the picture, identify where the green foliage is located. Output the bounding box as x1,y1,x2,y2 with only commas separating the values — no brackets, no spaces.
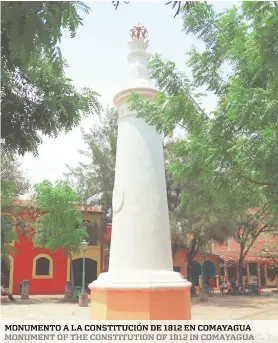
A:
129,2,278,271
165,142,236,267
1,154,30,197
233,205,278,286
260,235,278,267
66,107,118,221
32,180,87,256
181,1,278,210
112,1,201,18
235,206,278,258
1,153,30,265
1,1,101,156
1,180,17,266
130,1,278,209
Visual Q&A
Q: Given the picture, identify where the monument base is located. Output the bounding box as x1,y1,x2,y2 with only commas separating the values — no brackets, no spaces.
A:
90,287,191,320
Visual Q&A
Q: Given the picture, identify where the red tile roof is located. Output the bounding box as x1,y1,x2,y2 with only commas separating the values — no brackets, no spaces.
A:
216,252,275,265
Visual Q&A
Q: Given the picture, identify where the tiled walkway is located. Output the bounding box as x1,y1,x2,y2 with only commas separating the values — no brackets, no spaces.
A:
1,292,278,320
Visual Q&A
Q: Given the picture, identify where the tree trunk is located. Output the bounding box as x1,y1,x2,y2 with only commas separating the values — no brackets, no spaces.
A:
238,244,245,289
238,256,244,289
187,256,196,295
171,243,178,259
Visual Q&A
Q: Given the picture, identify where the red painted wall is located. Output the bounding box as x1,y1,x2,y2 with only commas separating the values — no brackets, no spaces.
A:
13,230,67,295
7,203,103,295
106,225,112,243
212,233,276,255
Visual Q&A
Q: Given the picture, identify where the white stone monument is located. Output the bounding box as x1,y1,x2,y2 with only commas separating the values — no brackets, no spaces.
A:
90,25,191,320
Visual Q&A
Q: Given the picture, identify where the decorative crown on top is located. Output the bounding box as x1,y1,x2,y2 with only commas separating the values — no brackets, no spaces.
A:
128,23,149,52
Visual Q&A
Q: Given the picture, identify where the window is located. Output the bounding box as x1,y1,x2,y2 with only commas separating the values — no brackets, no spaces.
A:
32,254,53,279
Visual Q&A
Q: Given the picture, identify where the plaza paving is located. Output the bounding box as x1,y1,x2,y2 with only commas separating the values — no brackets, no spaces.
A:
1,292,278,320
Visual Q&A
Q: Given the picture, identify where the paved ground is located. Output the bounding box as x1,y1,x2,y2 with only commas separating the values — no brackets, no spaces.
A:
1,291,278,320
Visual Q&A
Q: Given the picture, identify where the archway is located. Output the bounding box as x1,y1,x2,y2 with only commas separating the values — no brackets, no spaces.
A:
1,259,10,288
203,260,216,286
192,260,202,286
71,258,97,289
1,255,14,292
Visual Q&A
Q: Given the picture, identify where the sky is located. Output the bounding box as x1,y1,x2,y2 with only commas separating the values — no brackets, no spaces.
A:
19,0,237,194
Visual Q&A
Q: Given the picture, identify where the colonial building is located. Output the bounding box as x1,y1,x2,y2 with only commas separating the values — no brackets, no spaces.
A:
2,201,277,294
212,233,277,288
2,200,104,295
172,233,277,289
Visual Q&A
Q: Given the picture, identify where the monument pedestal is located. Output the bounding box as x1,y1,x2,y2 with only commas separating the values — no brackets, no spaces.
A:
91,271,191,320
91,288,191,320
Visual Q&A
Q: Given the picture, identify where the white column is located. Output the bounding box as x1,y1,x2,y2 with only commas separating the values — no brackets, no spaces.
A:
91,34,190,290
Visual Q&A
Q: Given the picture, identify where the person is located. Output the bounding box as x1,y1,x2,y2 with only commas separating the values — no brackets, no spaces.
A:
220,279,231,295
208,277,215,296
1,273,15,302
242,279,249,294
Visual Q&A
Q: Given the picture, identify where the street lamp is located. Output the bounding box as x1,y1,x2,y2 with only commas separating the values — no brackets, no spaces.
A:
81,240,88,293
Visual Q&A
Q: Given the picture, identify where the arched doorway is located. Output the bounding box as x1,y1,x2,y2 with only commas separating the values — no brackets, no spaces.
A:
192,260,202,286
1,255,14,292
71,258,97,289
203,260,216,286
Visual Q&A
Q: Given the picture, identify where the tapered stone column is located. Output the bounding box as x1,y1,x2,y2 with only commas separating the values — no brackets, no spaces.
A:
257,264,261,287
247,263,250,284
89,25,191,320
224,264,229,282
216,275,219,289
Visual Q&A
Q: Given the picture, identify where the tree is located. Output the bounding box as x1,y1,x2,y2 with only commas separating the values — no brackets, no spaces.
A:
32,180,88,286
129,1,278,215
1,181,17,267
260,234,278,268
129,3,278,286
112,1,201,18
1,154,30,265
165,142,236,292
235,207,278,287
1,1,101,156
259,233,278,287
1,154,30,197
66,107,118,272
66,107,118,223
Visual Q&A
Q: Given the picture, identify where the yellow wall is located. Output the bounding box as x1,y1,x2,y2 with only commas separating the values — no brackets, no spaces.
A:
8,255,14,293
